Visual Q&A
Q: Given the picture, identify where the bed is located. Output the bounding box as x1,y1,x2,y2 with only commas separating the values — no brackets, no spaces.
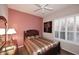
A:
23,30,60,55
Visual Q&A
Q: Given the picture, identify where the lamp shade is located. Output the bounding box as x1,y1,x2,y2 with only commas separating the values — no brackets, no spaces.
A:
0,28,5,35
7,28,16,35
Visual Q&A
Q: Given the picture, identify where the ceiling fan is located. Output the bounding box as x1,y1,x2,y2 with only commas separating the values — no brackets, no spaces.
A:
34,4,53,17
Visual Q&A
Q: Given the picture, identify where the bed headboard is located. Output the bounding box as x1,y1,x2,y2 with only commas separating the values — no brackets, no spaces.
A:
24,30,39,40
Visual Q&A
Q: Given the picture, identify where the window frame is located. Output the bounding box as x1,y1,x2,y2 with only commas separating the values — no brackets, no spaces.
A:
53,14,79,45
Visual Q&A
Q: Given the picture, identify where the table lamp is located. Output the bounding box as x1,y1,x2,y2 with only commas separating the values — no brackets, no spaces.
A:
7,28,16,41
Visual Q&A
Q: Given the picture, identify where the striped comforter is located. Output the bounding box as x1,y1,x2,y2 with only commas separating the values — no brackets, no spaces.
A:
24,38,57,55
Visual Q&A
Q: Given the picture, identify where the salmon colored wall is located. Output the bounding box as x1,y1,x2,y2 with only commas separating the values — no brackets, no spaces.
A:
8,8,43,46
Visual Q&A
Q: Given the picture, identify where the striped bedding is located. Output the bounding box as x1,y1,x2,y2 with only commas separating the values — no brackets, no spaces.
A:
24,38,57,55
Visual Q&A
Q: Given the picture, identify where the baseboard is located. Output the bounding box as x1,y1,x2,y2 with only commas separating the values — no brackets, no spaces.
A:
18,45,24,48
61,48,76,55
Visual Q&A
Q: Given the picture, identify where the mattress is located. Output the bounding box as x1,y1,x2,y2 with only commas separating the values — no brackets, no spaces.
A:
24,38,57,55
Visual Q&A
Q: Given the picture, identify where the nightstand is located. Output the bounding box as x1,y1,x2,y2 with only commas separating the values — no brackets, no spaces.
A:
0,45,17,55
0,40,17,55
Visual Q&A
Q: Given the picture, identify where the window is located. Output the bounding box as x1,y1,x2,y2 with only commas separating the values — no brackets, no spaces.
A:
76,33,79,42
60,18,66,31
60,32,65,39
76,16,79,42
76,16,79,31
67,17,75,41
54,15,79,44
67,32,74,41
60,18,65,39
53,19,59,38
53,20,59,31
55,31,59,38
67,17,74,31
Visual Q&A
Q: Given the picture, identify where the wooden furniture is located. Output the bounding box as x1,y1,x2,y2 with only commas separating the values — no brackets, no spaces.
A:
0,40,17,55
24,30,60,55
0,42,5,51
43,42,60,55
0,16,8,55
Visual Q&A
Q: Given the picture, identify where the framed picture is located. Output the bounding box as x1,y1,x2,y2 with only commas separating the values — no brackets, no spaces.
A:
44,21,52,33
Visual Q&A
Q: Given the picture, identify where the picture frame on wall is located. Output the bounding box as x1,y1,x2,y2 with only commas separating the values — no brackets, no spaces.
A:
44,21,52,33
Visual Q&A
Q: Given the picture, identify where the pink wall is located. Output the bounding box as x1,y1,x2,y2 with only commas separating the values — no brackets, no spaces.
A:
0,21,5,28
8,8,43,46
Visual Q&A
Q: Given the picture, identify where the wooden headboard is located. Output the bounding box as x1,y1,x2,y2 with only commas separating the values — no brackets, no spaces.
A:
24,30,39,40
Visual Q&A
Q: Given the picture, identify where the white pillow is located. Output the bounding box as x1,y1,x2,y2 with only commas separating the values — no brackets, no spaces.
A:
27,36,31,39
31,36,35,39
35,35,40,38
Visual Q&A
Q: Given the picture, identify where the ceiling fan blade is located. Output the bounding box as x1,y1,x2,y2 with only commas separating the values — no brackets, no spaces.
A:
34,9,41,12
43,4,48,7
45,8,53,11
34,4,41,8
44,7,53,11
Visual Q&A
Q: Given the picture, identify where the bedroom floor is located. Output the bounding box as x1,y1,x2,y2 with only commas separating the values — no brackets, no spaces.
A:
16,46,74,55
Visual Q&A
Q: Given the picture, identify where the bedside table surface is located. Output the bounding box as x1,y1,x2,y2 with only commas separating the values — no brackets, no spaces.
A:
0,40,17,55
0,45,16,55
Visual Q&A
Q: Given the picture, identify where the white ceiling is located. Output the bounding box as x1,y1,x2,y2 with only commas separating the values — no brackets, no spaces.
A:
8,4,73,18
